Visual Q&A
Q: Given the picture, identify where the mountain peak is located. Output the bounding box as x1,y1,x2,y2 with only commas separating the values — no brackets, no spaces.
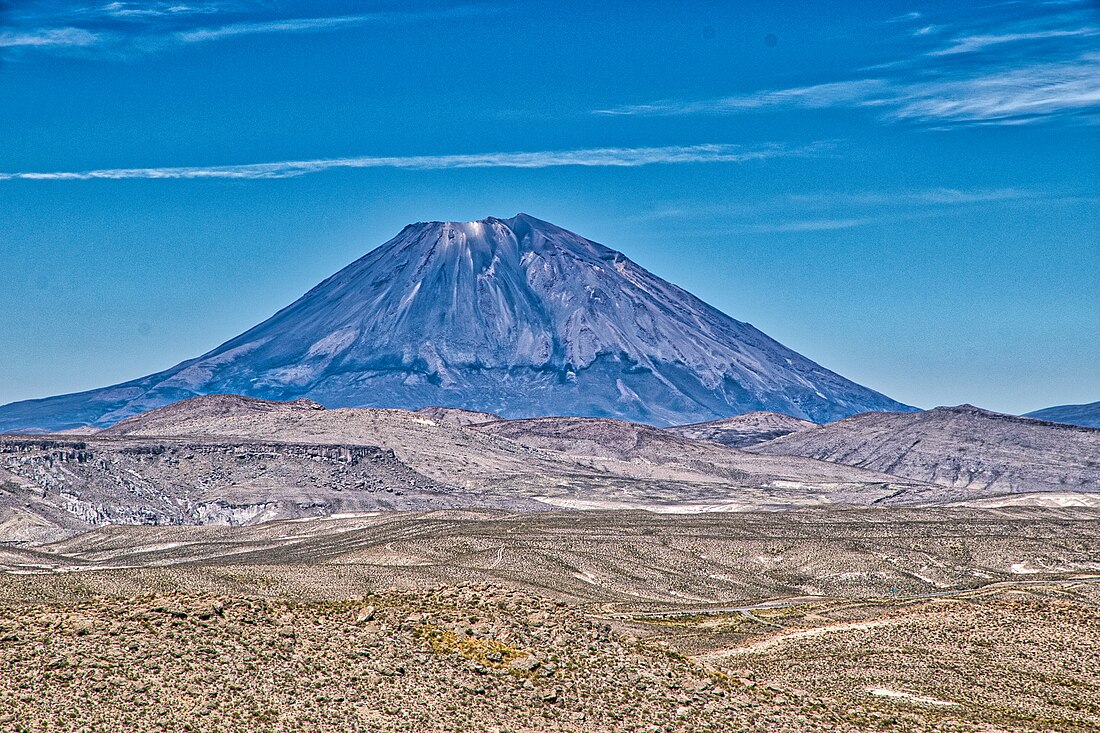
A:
0,214,915,432
397,214,584,259
413,212,549,230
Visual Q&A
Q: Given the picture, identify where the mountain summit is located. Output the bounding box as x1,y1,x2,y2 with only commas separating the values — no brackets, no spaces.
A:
0,213,913,431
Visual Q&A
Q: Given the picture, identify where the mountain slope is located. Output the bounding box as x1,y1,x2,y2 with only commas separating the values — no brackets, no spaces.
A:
751,404,1100,495
1024,401,1100,428
0,213,913,432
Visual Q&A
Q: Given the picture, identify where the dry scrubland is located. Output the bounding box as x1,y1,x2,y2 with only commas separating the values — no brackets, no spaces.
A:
1,508,1099,732
0,577,1097,732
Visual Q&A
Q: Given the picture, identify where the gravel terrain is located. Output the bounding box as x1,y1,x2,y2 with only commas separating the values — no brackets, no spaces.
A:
2,507,1097,732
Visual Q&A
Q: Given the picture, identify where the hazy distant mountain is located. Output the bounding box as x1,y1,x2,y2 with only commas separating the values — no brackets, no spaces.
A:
665,411,817,448
0,214,913,432
752,404,1100,496
1024,401,1100,428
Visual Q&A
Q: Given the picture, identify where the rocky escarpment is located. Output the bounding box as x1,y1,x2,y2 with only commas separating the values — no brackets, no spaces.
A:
0,435,510,540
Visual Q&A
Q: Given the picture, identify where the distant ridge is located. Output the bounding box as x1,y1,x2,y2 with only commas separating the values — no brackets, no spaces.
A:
0,213,914,432
751,404,1100,495
1024,400,1100,429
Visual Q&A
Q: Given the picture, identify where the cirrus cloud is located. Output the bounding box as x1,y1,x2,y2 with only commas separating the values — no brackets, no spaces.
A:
594,4,1100,127
0,143,824,182
595,53,1100,126
0,26,99,47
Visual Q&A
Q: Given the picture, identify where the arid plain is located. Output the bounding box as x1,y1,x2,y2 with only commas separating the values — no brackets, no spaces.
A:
1,396,1098,732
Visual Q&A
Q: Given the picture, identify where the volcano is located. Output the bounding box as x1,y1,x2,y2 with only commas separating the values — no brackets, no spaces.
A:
0,213,914,432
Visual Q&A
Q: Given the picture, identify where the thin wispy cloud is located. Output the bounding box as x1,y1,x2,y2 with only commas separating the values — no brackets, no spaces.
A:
930,26,1100,56
887,53,1100,124
638,186,1056,233
730,218,873,234
175,14,397,43
176,6,494,44
98,2,224,19
595,4,1100,127
594,80,886,116
3,0,231,25
886,11,922,24
642,187,1043,223
787,187,1038,206
0,3,504,55
0,143,819,182
0,26,99,47
596,53,1100,126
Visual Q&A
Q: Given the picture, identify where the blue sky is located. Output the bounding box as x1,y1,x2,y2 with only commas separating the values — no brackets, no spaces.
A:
0,0,1097,414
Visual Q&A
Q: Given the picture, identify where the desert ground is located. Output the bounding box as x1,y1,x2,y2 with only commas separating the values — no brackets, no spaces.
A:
3,507,1099,732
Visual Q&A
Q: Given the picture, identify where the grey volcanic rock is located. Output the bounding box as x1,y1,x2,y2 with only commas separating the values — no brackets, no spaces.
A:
1024,400,1100,428
666,411,817,448
752,404,1100,496
0,214,912,432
